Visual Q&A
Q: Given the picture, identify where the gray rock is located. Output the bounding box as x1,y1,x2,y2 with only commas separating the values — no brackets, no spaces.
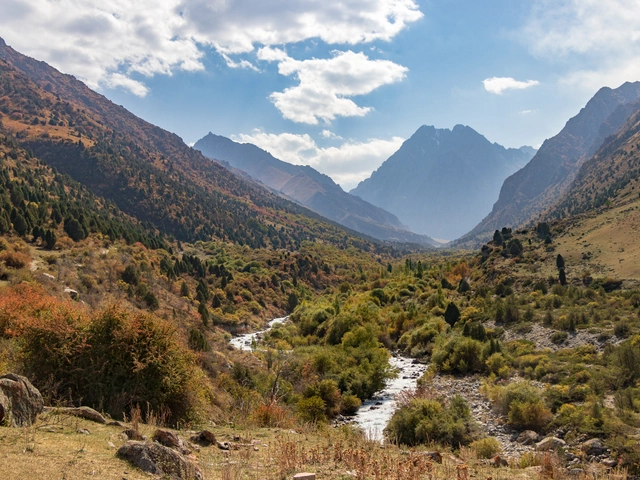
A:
0,373,44,427
536,436,566,451
581,438,605,456
45,406,107,424
517,430,539,445
116,440,203,480
602,458,618,467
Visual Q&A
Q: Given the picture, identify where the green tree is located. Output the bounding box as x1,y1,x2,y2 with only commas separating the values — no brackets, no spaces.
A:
559,268,567,286
556,254,565,270
180,281,189,297
198,301,210,327
64,218,85,241
493,230,503,246
13,214,28,236
287,292,299,312
444,302,461,327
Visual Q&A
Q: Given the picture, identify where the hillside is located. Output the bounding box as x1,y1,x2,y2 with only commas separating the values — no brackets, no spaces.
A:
0,37,384,253
464,81,640,242
350,124,534,240
194,133,439,246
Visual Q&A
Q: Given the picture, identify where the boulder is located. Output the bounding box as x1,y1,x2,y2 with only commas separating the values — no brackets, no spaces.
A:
581,438,605,456
153,429,183,449
116,440,203,480
190,430,216,446
0,373,44,427
153,428,191,455
44,406,106,424
536,436,566,451
517,430,539,445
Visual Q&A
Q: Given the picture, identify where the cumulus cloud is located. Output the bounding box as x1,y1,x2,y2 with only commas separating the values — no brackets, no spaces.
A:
263,50,408,124
0,0,421,95
232,130,404,189
522,0,640,90
483,77,540,94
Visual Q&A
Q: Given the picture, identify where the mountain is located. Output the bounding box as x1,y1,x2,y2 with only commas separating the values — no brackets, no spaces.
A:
547,99,640,220
0,37,390,253
349,125,534,240
193,133,439,246
465,81,640,241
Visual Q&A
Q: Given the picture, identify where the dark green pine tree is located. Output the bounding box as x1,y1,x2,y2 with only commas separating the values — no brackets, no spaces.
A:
444,302,461,327
493,230,503,246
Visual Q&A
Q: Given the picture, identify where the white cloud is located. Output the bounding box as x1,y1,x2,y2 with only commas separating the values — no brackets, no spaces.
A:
232,130,404,189
266,50,408,124
483,77,540,94
523,0,640,90
221,53,259,72
519,109,539,115
232,130,317,165
0,0,421,95
320,130,343,140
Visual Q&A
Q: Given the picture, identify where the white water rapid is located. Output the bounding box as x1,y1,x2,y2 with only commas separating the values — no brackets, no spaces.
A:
229,317,427,442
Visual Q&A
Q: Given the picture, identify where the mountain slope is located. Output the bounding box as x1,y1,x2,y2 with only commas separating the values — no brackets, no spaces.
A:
194,133,439,246
350,124,534,240
0,37,386,252
465,82,640,240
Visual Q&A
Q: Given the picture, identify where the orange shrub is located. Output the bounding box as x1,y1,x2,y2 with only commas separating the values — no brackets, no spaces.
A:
250,402,294,428
0,250,31,269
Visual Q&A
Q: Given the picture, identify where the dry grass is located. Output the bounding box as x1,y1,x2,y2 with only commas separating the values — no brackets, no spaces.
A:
554,195,640,281
0,415,632,480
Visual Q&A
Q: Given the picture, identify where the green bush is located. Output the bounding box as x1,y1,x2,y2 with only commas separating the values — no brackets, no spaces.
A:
297,396,327,423
432,336,485,374
385,395,477,446
470,437,502,458
551,331,568,344
508,400,552,431
487,381,550,432
340,394,362,415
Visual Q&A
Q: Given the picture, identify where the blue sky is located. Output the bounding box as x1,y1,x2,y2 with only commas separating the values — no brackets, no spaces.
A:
2,0,639,189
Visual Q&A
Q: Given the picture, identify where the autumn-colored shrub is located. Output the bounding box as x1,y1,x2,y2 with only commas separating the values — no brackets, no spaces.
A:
0,284,212,425
0,250,30,269
250,402,293,428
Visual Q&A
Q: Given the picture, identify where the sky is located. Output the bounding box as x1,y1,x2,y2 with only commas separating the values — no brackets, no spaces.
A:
2,0,640,190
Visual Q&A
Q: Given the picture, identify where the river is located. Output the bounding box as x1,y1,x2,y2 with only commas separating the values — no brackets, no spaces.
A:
228,316,427,442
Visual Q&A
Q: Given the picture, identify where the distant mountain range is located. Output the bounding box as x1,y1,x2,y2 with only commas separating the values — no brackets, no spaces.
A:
194,133,439,246
464,81,640,241
349,125,535,240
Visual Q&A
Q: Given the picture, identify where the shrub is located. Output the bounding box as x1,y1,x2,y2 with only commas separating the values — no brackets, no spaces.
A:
508,400,552,431
551,331,568,344
0,286,212,425
487,381,550,432
385,395,476,446
432,336,485,374
0,250,30,269
297,396,326,423
470,437,502,459
615,321,631,338
340,394,362,415
251,403,293,428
